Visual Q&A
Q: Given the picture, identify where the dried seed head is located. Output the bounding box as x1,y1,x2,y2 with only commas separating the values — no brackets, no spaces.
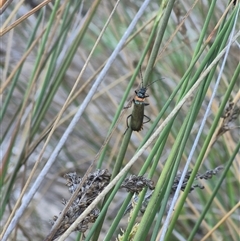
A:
51,169,111,240
121,175,155,194
196,166,224,180
218,101,240,137
124,166,223,215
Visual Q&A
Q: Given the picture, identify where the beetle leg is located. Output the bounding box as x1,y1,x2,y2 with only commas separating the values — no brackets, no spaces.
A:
124,115,132,135
143,115,151,124
126,115,132,128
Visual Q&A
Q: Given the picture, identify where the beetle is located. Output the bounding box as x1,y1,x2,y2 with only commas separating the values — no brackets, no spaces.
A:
124,67,151,134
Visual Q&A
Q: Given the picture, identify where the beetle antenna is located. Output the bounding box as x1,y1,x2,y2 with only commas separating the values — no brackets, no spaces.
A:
146,77,164,87
138,64,164,87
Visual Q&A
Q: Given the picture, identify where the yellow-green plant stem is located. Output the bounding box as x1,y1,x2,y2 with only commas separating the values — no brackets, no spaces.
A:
0,15,43,124
31,1,72,121
188,140,240,241
150,77,210,240
97,5,164,168
143,0,174,86
92,4,168,240
139,4,235,150
165,63,240,240
0,0,62,218
91,129,132,241
121,187,149,241
159,13,237,238
103,193,133,241
131,15,235,236
31,0,101,136
179,0,217,95
85,171,132,241
131,103,191,241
